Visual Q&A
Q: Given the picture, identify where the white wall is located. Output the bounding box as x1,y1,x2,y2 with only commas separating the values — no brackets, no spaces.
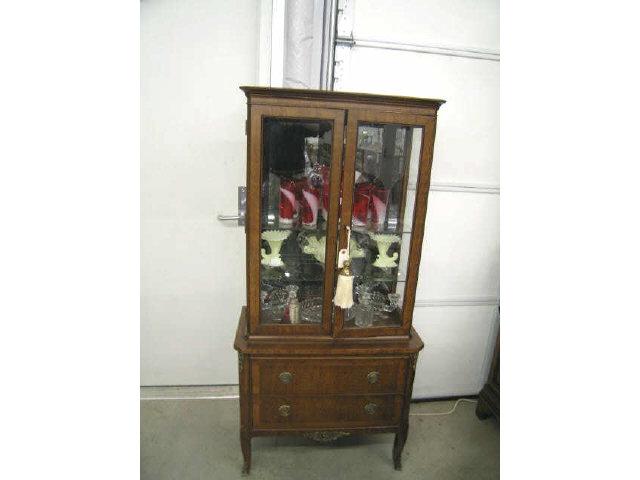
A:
141,0,260,385
334,0,500,397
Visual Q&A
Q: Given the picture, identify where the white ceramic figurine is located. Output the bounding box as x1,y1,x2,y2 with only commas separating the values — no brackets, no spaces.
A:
260,230,291,267
369,233,401,268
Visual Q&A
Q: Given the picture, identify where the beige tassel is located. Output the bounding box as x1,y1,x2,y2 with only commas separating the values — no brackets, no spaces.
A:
333,260,354,309
333,226,354,309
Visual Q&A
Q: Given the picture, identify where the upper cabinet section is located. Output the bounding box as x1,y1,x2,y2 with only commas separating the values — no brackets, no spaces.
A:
241,87,443,339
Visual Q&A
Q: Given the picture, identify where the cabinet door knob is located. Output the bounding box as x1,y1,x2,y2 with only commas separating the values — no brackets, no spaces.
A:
367,371,380,384
364,403,378,415
278,404,291,417
278,371,293,384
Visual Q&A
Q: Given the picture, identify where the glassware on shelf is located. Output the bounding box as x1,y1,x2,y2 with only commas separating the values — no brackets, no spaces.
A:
300,179,321,229
370,186,389,232
279,178,298,227
265,288,322,324
260,230,291,267
369,233,400,268
300,296,323,323
355,289,375,328
386,293,401,312
352,182,372,230
285,285,301,324
386,202,399,233
300,234,326,265
319,164,330,221
260,288,287,323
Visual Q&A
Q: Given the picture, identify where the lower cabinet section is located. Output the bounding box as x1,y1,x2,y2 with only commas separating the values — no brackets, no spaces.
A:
252,394,404,429
234,312,424,474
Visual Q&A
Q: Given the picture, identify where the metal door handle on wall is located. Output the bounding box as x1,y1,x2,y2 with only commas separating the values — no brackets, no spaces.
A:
216,186,246,226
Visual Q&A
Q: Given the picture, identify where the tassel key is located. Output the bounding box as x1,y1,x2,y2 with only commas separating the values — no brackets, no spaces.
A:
333,260,354,309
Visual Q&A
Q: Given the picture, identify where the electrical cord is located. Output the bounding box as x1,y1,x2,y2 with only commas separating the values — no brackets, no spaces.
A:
409,398,477,416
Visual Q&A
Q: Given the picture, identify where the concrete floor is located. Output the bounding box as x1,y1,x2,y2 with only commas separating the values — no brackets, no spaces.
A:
141,397,499,480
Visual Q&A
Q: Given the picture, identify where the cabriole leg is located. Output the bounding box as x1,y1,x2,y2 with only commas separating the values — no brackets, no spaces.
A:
240,431,251,474
393,422,408,470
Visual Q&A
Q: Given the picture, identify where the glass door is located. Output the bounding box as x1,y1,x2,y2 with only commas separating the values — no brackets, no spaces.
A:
334,110,436,337
246,105,345,336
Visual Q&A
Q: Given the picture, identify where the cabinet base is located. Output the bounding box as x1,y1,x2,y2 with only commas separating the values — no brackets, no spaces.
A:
235,307,423,474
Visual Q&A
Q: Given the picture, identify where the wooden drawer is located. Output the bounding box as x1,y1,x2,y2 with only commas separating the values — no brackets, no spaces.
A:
252,395,403,429
252,357,407,395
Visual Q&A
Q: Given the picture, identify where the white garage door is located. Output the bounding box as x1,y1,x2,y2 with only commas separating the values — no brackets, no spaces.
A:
332,0,500,397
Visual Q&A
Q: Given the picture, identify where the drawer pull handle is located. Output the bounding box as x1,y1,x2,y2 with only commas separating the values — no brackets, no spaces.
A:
367,371,380,384
278,371,293,384
278,404,291,417
364,403,378,415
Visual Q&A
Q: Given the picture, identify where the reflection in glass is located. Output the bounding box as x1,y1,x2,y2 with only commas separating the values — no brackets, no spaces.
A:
343,124,423,329
260,118,333,324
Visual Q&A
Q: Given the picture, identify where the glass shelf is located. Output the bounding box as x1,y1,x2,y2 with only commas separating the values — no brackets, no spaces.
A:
261,267,406,284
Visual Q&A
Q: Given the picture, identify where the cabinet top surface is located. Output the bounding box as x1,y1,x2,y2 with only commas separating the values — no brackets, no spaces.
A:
240,86,446,109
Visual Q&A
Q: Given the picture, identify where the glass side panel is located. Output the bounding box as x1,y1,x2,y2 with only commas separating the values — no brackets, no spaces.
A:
342,123,423,329
259,118,333,325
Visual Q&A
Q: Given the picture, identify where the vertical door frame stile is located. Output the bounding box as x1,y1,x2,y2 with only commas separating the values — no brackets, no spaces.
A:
322,108,346,336
245,102,261,331
333,109,437,338
401,115,437,330
245,102,346,337
333,109,359,334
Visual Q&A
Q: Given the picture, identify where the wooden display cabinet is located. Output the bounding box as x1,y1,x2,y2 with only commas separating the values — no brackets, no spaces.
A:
234,86,444,473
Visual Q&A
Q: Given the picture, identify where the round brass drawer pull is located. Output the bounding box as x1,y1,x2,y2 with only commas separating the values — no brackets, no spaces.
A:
278,371,293,384
367,371,380,384
364,403,378,415
278,404,291,417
